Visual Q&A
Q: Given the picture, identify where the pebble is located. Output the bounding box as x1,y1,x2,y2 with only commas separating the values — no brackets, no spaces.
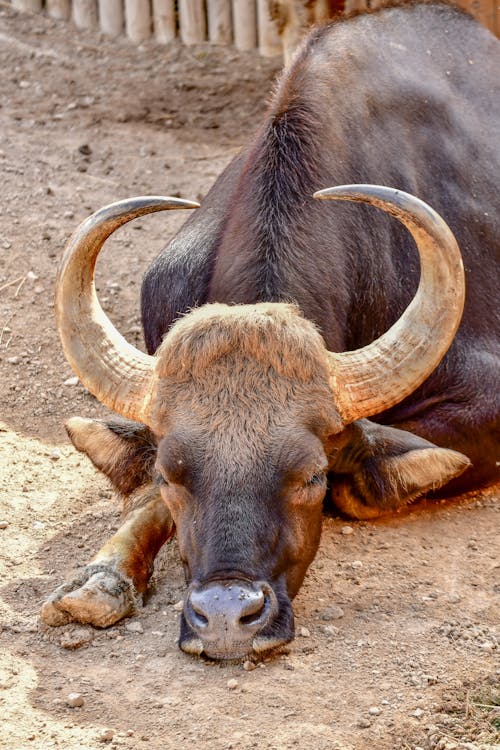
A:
50,449,62,461
172,600,184,612
299,626,310,638
480,641,495,653
0,521,9,530
60,626,94,650
98,730,114,743
411,708,424,718
369,706,381,715
320,605,344,621
323,625,339,637
26,271,39,281
357,718,371,728
243,660,256,672
125,621,144,634
64,376,79,386
227,679,239,690
7,356,20,365
66,692,85,708
341,525,354,535
351,560,363,569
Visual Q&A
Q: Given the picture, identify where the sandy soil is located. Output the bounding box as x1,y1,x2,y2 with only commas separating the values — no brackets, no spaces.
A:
0,5,498,749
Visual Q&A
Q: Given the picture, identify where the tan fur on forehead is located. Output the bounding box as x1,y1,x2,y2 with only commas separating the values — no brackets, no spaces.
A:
155,302,329,383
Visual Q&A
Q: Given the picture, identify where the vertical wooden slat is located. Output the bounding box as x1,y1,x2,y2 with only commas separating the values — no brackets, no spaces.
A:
344,0,367,12
207,0,232,44
125,0,151,41
73,0,98,29
179,0,206,44
257,0,281,56
153,0,176,43
314,0,331,23
99,0,124,36
46,0,71,19
232,0,257,49
11,0,43,11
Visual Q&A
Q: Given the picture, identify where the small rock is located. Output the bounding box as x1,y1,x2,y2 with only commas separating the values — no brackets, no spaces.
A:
341,525,354,535
63,210,74,219
26,271,39,281
172,600,184,612
78,144,92,156
351,560,363,569
320,605,344,621
299,626,310,638
64,376,79,386
323,625,339,637
357,718,371,728
98,730,114,743
227,679,239,690
369,706,381,715
480,641,495,653
50,449,62,461
125,621,143,634
0,521,9,530
34,285,44,294
411,708,424,718
7,356,20,365
60,626,94,650
66,692,85,708
243,660,256,672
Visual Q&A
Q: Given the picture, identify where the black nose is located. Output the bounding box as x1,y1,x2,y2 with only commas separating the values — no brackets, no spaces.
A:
183,580,274,658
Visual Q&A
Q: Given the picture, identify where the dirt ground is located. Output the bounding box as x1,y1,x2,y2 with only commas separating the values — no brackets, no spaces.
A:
0,5,498,750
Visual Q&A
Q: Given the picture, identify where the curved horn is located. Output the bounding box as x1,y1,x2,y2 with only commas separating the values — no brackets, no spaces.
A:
313,185,465,424
55,196,199,423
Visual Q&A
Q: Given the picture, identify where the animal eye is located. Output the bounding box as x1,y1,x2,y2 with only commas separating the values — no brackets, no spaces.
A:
155,472,169,487
304,472,326,488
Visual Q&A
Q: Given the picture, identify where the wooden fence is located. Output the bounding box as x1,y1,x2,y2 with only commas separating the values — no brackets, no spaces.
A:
7,0,499,52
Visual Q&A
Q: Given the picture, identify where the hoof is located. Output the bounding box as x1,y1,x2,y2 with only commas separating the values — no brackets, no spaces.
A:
40,564,137,628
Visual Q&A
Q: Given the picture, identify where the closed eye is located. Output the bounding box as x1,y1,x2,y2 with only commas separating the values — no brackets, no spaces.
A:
304,472,326,488
154,472,168,487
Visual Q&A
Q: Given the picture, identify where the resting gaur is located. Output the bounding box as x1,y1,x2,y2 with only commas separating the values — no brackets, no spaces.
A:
41,1,500,661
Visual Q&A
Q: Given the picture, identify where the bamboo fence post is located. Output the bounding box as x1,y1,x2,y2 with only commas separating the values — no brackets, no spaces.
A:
46,0,71,19
232,0,257,49
153,0,176,43
11,0,43,11
73,0,98,29
314,0,331,22
344,0,366,11
125,0,152,41
207,0,232,44
257,0,282,56
179,0,206,44
99,0,124,36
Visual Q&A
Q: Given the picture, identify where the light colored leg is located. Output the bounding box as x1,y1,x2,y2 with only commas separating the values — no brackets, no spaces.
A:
41,490,174,628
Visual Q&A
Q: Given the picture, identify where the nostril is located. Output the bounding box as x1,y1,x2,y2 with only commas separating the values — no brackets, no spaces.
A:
238,591,268,627
187,597,210,629
191,610,209,627
240,609,264,626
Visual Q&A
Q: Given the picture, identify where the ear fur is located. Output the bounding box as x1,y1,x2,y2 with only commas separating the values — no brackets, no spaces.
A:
328,420,471,518
65,416,157,496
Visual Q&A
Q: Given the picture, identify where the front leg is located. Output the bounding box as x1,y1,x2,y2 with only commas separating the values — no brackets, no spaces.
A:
41,487,174,627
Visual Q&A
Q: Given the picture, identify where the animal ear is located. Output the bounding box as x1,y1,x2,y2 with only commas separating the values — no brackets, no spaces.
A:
328,419,471,519
65,416,157,496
